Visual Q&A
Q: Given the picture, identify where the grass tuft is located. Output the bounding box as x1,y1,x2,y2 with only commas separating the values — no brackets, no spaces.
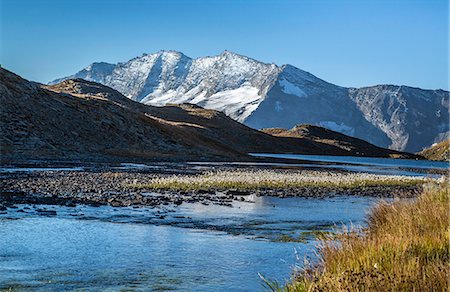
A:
279,182,449,291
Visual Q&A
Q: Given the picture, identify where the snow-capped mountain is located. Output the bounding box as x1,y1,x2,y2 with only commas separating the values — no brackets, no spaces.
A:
51,50,449,152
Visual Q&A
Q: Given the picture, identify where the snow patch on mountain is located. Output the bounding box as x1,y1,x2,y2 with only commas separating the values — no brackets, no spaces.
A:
51,50,449,152
275,101,283,112
318,121,355,137
199,86,262,122
279,78,306,97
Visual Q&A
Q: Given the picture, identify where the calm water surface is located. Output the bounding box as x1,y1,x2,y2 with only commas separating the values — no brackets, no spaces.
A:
249,153,449,176
3,154,436,290
0,196,381,291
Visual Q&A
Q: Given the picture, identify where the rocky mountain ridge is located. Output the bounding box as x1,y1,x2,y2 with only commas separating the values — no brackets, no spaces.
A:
262,125,414,158
51,50,449,153
3,68,419,163
2,68,420,163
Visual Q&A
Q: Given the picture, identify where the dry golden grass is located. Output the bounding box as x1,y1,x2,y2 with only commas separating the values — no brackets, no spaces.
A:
275,182,449,291
419,139,450,161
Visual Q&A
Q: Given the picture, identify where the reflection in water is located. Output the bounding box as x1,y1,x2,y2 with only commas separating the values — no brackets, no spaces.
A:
0,195,380,291
249,153,449,170
1,154,434,290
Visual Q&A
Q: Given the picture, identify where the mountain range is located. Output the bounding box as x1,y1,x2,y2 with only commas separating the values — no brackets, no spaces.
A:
1,68,417,163
51,50,450,153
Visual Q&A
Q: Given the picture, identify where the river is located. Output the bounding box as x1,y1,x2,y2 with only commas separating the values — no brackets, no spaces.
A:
1,155,446,291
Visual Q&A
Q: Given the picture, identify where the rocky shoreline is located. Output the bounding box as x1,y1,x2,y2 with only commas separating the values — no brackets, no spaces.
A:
0,169,424,210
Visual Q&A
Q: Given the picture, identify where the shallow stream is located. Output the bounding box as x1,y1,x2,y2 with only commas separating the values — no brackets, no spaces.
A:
1,196,380,291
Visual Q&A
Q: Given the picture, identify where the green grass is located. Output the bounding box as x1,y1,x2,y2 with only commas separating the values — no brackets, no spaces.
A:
274,234,308,243
271,182,449,291
274,231,335,243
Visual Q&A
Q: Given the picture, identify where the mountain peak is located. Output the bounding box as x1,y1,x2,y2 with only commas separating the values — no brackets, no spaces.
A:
142,50,189,59
219,50,251,60
86,62,115,71
220,50,234,56
50,51,449,152
158,50,189,58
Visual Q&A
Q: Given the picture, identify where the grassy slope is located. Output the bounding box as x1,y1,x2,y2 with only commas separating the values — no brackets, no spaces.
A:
419,140,450,161
276,182,449,291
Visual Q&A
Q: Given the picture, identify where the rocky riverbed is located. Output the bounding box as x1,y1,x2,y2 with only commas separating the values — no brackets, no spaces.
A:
0,166,428,210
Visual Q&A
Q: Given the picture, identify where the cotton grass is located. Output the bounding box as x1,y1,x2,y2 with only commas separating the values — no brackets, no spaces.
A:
127,169,432,191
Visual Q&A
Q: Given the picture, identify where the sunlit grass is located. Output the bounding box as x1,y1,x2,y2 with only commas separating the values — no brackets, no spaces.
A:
125,169,432,191
274,182,449,291
274,231,335,243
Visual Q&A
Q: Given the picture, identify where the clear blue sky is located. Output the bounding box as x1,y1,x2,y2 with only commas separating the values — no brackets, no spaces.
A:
1,0,448,89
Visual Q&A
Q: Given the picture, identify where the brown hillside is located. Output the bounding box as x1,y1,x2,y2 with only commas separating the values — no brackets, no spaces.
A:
0,68,420,163
418,140,450,161
0,69,326,163
262,124,419,159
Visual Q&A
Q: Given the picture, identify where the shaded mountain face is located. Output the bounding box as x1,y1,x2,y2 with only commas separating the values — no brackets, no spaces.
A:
51,51,449,153
262,125,416,159
7,68,416,163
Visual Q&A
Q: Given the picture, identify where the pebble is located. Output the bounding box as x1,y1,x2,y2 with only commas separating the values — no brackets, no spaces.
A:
0,169,421,210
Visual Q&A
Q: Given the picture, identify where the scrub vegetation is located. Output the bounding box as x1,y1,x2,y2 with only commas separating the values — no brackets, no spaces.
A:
267,182,449,291
419,139,450,161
